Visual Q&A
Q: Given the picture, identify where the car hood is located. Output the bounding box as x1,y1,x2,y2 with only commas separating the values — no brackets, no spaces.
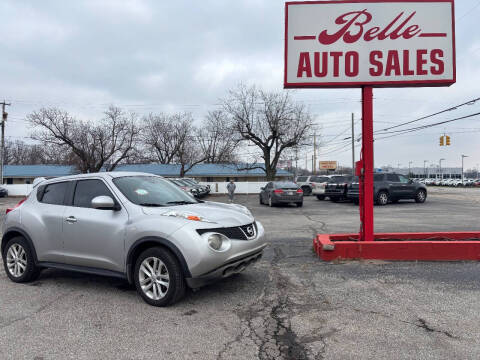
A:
141,201,254,227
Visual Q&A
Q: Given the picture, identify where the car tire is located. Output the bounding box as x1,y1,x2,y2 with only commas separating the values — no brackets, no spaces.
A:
134,247,186,307
316,195,325,200
415,189,427,203
259,195,263,205
2,236,41,283
268,196,275,207
376,191,389,206
296,202,303,208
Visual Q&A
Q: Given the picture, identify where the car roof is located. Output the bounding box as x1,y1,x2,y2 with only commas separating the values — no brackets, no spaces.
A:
40,171,162,185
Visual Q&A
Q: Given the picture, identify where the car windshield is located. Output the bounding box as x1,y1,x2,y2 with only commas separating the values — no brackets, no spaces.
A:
113,176,198,206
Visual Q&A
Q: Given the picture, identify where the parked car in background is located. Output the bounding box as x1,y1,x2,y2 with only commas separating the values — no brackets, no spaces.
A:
182,178,210,197
1,172,267,307
179,178,210,198
259,181,303,207
324,175,357,202
0,187,8,197
309,175,331,200
347,173,427,205
295,176,313,196
169,179,201,198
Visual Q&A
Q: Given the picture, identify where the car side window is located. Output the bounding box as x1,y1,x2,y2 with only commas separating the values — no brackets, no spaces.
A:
386,174,399,182
40,182,69,205
373,174,384,182
73,179,115,208
398,175,410,183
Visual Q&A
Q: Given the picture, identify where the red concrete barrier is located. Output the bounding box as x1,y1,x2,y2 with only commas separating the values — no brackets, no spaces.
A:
314,232,480,261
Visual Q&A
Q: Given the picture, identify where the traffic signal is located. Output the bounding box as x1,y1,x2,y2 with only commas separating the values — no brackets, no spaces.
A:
446,135,451,146
439,136,444,146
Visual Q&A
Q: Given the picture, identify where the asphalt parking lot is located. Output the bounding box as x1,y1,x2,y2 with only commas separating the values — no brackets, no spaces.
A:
1,187,480,359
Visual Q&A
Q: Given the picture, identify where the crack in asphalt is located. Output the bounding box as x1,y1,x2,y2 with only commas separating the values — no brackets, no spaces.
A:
352,308,458,340
217,246,329,359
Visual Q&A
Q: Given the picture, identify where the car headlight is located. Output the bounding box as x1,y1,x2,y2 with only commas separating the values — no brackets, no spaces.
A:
204,233,231,252
162,210,215,223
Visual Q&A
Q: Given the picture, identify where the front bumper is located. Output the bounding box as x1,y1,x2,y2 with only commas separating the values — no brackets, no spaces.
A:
185,246,266,288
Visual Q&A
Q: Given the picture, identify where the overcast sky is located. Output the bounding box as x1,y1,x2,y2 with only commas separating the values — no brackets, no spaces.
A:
1,0,479,172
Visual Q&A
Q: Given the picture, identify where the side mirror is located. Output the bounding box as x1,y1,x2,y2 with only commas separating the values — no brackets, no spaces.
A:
260,187,265,191
92,195,117,210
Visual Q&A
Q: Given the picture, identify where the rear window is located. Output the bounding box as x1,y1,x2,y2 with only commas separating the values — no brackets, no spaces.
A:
310,176,329,182
39,181,68,205
329,176,346,182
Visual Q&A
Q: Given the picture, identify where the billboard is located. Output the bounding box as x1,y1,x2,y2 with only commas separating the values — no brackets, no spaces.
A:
284,0,455,88
319,161,338,170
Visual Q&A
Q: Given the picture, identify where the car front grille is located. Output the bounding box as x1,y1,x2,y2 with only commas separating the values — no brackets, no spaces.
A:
197,222,257,240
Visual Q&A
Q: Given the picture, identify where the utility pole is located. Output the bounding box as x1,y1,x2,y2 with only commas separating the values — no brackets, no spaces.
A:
351,113,355,175
0,101,10,185
313,133,317,174
461,155,468,184
408,161,413,178
423,160,428,178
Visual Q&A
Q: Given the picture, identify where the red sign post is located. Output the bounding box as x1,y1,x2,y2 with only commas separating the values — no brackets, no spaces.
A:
285,1,480,259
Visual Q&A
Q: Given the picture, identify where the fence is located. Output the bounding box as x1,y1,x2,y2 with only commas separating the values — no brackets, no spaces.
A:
200,182,268,194
2,182,269,197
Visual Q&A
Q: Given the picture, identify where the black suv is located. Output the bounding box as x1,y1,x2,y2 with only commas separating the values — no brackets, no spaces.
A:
347,173,427,205
325,175,357,202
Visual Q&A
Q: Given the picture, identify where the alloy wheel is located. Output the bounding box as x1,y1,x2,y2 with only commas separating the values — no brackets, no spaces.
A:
138,257,170,300
378,192,388,205
6,243,27,278
417,191,426,202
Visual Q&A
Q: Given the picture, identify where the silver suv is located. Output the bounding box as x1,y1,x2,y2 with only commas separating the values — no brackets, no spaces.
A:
1,172,266,306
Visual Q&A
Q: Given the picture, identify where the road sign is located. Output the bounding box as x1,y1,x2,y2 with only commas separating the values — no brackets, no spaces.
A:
284,0,455,88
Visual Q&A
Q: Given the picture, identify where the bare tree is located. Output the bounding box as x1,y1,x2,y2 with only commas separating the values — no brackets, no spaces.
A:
141,113,187,164
223,85,313,180
28,106,140,173
141,112,207,176
3,140,47,165
197,110,240,164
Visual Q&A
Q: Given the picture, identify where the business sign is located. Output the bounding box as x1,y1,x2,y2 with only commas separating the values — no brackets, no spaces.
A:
284,0,455,88
319,161,338,170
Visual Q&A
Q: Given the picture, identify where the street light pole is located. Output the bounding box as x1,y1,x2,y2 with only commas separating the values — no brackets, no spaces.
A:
461,155,468,184
424,160,429,179
408,161,413,178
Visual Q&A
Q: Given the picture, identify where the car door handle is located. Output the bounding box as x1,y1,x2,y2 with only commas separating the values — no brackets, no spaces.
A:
65,216,77,223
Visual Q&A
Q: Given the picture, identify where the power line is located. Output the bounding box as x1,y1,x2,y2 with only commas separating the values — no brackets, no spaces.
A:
376,97,480,133
374,112,480,140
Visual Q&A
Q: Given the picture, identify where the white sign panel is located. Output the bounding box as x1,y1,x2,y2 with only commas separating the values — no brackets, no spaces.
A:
284,0,455,88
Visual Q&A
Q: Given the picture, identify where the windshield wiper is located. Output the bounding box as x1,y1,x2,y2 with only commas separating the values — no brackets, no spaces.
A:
139,203,165,207
166,200,197,205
